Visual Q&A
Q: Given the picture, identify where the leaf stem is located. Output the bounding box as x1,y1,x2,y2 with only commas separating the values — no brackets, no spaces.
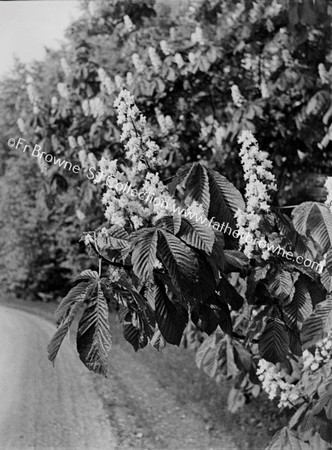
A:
90,243,132,270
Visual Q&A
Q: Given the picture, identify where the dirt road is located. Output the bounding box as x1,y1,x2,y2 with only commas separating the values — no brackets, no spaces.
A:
0,304,239,449
0,305,116,449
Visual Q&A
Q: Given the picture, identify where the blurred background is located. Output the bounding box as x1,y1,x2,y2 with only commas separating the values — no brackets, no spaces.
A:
0,1,331,449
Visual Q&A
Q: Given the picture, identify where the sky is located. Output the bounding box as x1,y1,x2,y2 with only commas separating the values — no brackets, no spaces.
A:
0,1,82,78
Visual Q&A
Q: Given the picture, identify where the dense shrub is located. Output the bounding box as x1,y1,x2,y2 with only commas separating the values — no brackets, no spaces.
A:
1,1,332,447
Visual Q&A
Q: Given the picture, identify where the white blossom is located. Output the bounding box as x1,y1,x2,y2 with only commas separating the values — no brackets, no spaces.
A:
174,53,185,68
26,74,33,84
132,53,145,73
78,149,87,168
235,131,277,258
249,2,263,23
87,152,97,168
109,267,122,282
82,99,90,116
89,97,105,118
324,177,332,213
191,26,204,45
17,118,25,133
57,82,69,100
215,126,226,146
60,58,71,77
95,156,118,183
256,359,299,408
51,96,58,108
260,79,270,99
153,260,163,269
160,40,171,55
185,200,206,220
231,85,245,107
27,83,39,106
156,110,174,134
265,0,283,17
77,136,85,147
148,47,161,72
258,334,332,411
68,136,77,149
318,63,330,85
37,155,49,175
115,75,124,90
76,209,85,221
131,215,143,230
98,68,115,95
97,89,173,229
83,233,94,246
126,72,134,87
123,14,135,32
188,52,197,65
51,135,59,151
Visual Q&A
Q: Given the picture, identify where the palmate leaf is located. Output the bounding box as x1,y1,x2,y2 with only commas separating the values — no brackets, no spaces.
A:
259,317,290,363
288,328,302,356
273,209,315,260
54,280,93,325
196,333,238,381
117,306,152,352
155,283,187,345
207,169,245,228
96,225,129,251
301,296,332,349
105,226,130,249
233,340,252,372
156,229,198,292
122,311,149,352
150,328,166,351
123,323,147,351
131,229,158,280
193,292,232,335
183,163,210,215
292,202,332,252
111,278,148,311
227,387,246,414
72,269,100,286
48,281,92,365
209,230,225,272
167,162,193,196
168,163,245,229
268,270,294,302
223,250,249,273
218,335,238,379
193,302,220,335
284,277,313,329
266,427,311,450
300,407,332,445
321,269,332,294
326,247,332,275
177,216,215,253
76,282,112,376
188,254,218,302
218,277,244,311
195,332,224,378
154,215,181,235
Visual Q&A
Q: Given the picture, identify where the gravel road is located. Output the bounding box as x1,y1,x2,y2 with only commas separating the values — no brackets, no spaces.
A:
0,305,117,449
0,304,239,450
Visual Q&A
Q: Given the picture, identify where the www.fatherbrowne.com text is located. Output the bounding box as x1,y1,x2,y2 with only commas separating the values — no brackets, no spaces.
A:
113,180,324,274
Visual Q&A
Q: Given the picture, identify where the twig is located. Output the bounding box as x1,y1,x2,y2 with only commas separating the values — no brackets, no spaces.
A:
90,243,132,270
